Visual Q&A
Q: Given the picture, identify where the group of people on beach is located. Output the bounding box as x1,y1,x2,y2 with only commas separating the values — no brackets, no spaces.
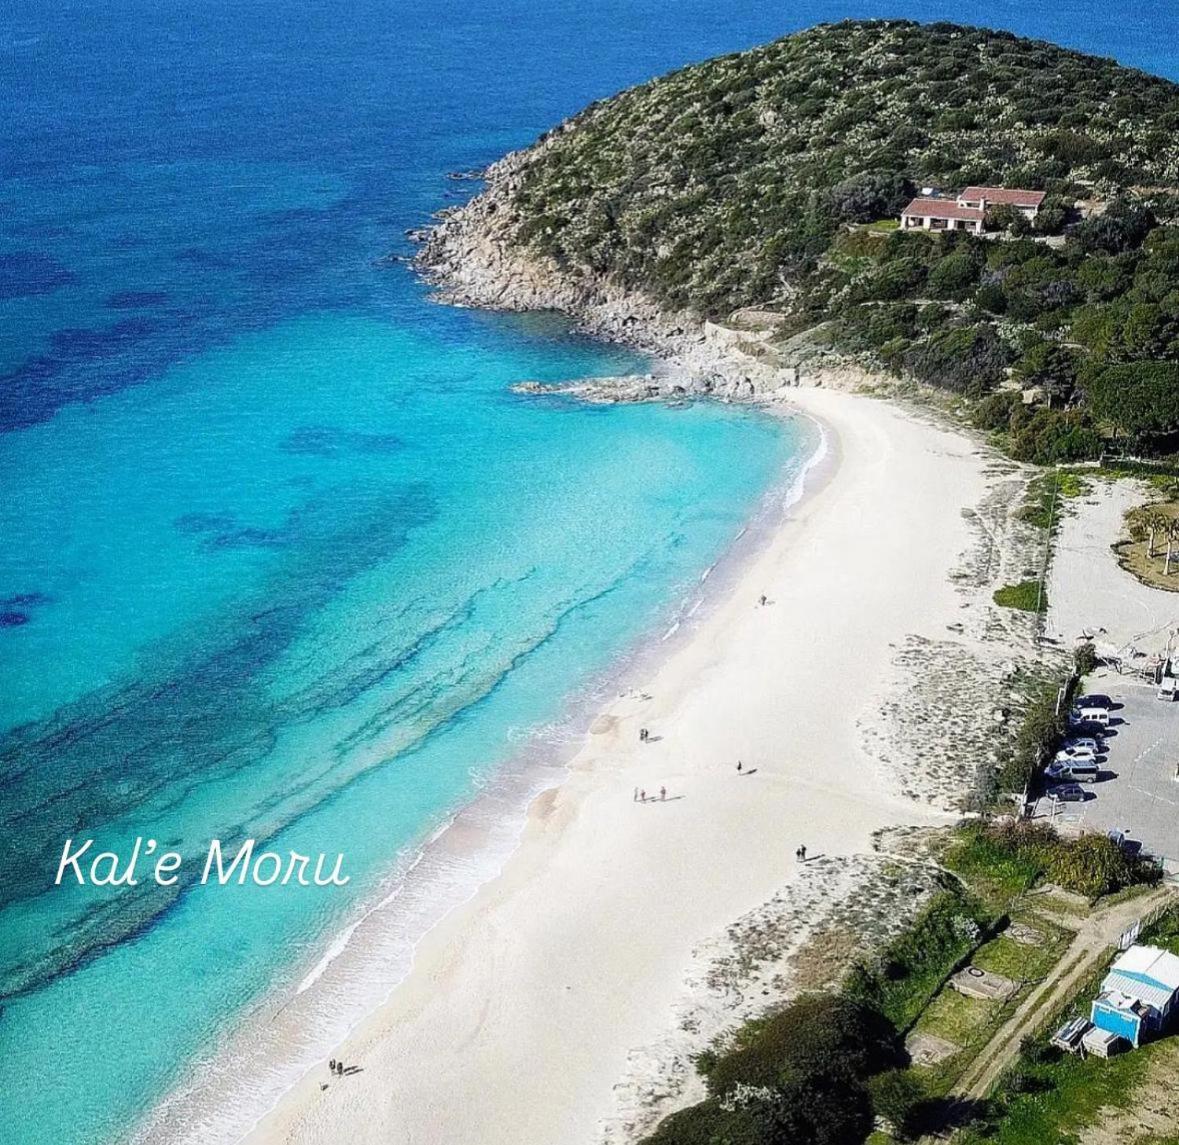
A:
633,785,667,802
328,1058,349,1078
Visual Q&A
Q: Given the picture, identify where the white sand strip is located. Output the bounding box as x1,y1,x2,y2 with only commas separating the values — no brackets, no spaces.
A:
245,388,989,1145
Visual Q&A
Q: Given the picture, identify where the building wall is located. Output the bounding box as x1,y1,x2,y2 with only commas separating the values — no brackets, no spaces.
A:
1091,1001,1143,1046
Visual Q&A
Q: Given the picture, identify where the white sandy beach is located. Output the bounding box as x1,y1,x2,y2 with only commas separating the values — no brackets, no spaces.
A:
245,387,994,1145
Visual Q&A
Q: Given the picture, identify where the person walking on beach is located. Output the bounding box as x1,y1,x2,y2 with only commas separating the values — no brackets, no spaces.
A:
758,594,767,606
640,789,646,802
797,844,807,862
639,727,649,743
633,786,638,802
736,760,742,773
660,785,666,801
329,1059,336,1075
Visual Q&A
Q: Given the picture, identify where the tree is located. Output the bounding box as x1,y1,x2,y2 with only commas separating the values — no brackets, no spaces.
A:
827,172,912,223
1166,519,1179,577
1015,339,1080,406
1033,197,1070,235
1073,201,1156,255
986,203,1022,233
929,251,982,300
1082,361,1179,443
1147,511,1167,557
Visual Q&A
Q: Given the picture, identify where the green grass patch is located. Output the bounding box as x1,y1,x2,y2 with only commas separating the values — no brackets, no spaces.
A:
917,988,999,1048
973,931,1062,981
970,1038,1172,1145
993,580,1046,612
1142,904,1179,955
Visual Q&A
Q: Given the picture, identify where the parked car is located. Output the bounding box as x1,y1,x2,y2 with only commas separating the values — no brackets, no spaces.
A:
1046,760,1099,783
1055,744,1097,763
1064,736,1102,754
1076,694,1113,709
1070,707,1110,728
1047,783,1088,802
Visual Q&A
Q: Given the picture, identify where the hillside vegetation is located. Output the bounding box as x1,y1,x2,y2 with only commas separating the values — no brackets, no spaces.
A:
495,21,1179,460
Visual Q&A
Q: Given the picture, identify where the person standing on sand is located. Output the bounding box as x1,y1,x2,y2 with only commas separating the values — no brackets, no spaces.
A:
640,789,646,802
660,785,666,801
633,787,638,802
639,727,649,742
736,760,742,773
329,1059,336,1075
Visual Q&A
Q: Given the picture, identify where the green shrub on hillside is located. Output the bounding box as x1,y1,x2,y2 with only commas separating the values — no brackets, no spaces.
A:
645,995,897,1145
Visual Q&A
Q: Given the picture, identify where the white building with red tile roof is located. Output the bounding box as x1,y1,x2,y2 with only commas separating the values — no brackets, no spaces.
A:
899,185,1045,233
957,186,1046,216
900,197,985,233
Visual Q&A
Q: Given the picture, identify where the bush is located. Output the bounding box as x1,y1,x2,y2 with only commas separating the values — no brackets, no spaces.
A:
952,820,1159,900
1000,678,1065,792
972,390,1021,432
1047,833,1142,897
929,251,982,299
1073,200,1156,254
844,891,989,1029
1074,642,1098,676
904,324,1011,395
868,1069,927,1139
993,580,1045,611
705,995,899,1098
828,171,912,223
644,1096,776,1145
648,995,892,1145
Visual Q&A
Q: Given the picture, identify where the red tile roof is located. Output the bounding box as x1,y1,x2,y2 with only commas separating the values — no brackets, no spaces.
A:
901,198,984,221
958,186,1046,207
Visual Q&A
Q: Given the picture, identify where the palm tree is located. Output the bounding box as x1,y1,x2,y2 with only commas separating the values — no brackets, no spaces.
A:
1164,520,1179,577
1147,511,1166,558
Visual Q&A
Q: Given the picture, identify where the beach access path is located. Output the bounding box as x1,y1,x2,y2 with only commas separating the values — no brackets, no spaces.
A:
246,387,995,1145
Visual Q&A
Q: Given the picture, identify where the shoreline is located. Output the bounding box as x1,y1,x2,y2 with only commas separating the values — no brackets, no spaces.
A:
135,404,826,1145
242,384,996,1145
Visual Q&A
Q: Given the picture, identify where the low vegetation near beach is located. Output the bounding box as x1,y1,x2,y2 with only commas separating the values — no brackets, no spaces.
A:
640,823,1167,1145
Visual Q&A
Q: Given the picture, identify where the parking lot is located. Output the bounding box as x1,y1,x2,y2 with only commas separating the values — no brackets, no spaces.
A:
1031,677,1179,868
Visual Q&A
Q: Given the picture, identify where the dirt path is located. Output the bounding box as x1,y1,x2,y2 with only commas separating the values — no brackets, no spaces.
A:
945,886,1176,1113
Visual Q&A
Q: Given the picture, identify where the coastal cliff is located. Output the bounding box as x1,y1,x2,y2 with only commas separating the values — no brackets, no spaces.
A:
416,20,1179,445
415,146,809,402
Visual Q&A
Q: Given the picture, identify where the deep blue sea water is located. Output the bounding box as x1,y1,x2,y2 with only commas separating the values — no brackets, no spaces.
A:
2,2,1177,1143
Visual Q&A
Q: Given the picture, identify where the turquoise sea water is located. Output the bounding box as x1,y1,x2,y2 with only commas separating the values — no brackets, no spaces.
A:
3,2,1178,1143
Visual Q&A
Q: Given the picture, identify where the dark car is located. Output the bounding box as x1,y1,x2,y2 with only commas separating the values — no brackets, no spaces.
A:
1076,694,1112,709
1047,783,1087,802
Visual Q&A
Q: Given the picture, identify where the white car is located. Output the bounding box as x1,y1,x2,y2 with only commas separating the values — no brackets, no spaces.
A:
1055,744,1097,764
1064,737,1101,754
